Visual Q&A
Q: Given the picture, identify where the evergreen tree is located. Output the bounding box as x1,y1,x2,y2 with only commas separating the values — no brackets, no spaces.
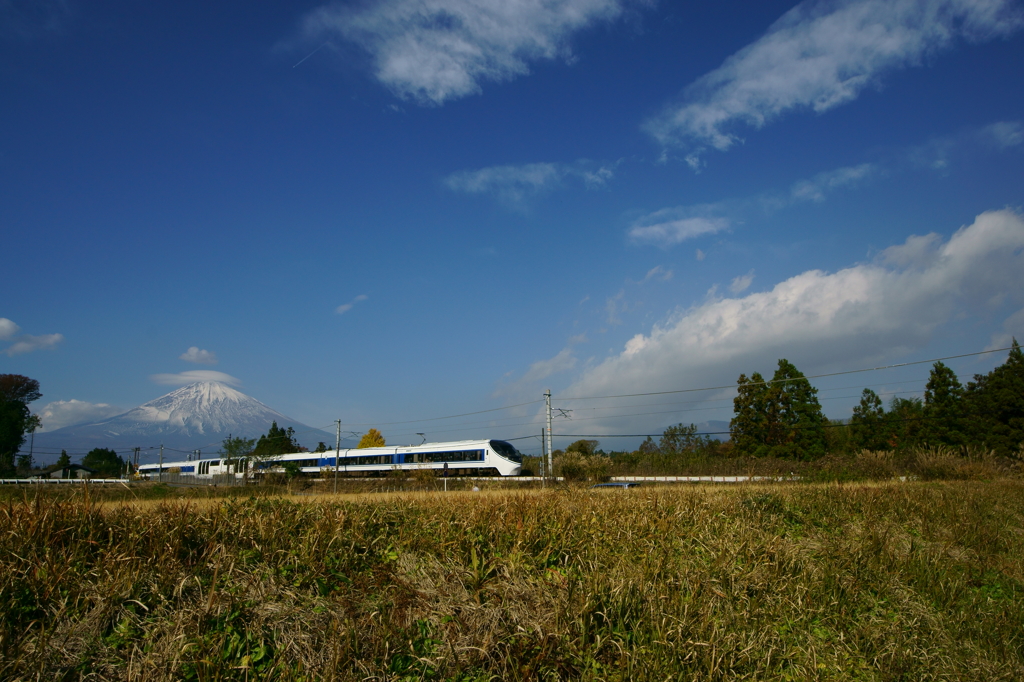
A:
922,361,966,447
251,422,301,459
964,339,1024,457
731,372,770,456
56,450,71,468
766,359,827,459
731,361,827,459
82,448,125,478
851,388,888,451
886,396,924,449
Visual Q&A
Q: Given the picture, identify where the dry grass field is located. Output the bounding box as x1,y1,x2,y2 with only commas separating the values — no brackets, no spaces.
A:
2,480,1023,680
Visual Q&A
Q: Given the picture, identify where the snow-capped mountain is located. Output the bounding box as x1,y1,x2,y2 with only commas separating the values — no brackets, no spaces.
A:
33,382,331,458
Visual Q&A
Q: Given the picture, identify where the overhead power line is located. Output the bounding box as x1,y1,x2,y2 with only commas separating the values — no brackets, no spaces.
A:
555,346,1012,402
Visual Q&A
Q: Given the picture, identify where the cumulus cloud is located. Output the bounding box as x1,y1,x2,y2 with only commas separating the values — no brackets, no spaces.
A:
564,209,1024,429
4,333,64,356
445,160,615,205
34,399,123,432
150,371,241,386
179,346,218,364
336,294,369,315
298,0,630,104
0,318,20,340
644,0,1022,155
628,209,730,247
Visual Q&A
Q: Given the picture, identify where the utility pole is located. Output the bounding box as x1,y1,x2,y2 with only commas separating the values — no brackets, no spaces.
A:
540,429,546,487
334,419,341,494
545,389,553,485
158,444,164,483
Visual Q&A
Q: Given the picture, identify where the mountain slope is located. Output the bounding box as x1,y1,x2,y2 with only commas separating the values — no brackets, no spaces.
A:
32,382,331,458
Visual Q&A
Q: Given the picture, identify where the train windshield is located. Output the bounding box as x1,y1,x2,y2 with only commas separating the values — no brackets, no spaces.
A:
489,440,522,463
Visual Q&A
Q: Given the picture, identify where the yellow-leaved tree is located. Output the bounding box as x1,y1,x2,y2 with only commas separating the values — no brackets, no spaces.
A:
357,428,385,449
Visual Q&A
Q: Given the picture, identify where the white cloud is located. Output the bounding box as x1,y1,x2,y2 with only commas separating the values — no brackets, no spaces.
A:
445,160,615,204
336,294,369,315
642,265,673,283
790,163,876,202
909,120,1024,169
644,0,1023,155
34,399,123,432
696,249,706,261
150,370,241,386
0,318,20,340
496,334,587,397
4,333,64,356
980,120,1024,150
729,270,755,294
298,0,629,104
628,209,730,247
179,346,218,364
564,209,1024,428
605,290,627,325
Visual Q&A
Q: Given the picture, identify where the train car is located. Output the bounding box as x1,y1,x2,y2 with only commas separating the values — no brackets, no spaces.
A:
136,438,523,479
265,439,522,477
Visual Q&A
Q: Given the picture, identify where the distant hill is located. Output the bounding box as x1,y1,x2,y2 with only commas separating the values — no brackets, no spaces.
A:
30,382,335,462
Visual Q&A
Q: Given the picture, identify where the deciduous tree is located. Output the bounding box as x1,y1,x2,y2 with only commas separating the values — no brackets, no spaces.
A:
0,374,42,477
357,428,385,449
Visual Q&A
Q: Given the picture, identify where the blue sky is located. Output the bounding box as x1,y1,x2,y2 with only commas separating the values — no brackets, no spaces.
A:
3,0,1024,455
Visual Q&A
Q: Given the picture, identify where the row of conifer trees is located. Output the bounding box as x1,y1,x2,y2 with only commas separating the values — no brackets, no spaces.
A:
729,340,1023,459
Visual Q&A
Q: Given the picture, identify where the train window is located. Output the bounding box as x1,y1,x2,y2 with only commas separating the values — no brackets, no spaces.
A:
489,441,522,463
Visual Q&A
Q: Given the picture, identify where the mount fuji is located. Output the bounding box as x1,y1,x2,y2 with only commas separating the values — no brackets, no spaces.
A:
33,382,334,461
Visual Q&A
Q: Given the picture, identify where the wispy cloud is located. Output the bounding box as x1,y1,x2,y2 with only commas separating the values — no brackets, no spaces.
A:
909,120,1024,169
789,163,876,202
495,334,587,398
336,294,369,315
34,399,123,432
568,209,1024,421
150,371,241,386
729,270,755,294
628,207,730,247
642,265,673,283
645,0,1023,158
179,346,218,365
630,120,1021,250
297,0,631,104
1,318,65,356
445,159,616,205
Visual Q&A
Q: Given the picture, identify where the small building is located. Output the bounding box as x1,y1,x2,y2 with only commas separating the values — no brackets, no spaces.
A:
48,464,98,479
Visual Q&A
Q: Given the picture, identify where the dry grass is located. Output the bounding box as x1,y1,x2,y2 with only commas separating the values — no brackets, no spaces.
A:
2,481,1024,680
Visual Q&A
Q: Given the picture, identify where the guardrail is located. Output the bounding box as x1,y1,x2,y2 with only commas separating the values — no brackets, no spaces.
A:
0,478,130,485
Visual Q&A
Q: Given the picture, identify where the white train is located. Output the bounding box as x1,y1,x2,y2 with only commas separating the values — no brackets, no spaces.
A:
136,439,523,479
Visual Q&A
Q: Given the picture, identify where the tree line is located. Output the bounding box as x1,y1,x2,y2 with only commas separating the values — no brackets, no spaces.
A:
546,340,1023,477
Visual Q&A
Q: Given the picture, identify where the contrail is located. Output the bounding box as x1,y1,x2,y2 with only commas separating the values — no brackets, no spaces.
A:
293,41,330,68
